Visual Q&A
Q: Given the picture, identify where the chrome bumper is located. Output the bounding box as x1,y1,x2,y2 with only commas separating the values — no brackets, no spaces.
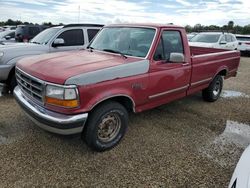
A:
14,86,88,135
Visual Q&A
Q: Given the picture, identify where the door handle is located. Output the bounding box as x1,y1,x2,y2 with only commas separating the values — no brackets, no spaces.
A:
182,63,189,66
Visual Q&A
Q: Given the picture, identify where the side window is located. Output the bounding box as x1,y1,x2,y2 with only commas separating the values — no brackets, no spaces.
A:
29,27,40,36
153,37,164,61
87,29,99,42
10,32,15,38
220,35,226,42
153,30,184,61
226,34,232,42
57,29,84,46
231,35,236,42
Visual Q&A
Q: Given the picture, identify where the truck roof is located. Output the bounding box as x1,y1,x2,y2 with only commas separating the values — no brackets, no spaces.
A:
105,23,184,29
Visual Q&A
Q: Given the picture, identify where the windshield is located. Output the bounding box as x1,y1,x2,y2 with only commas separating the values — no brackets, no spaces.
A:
89,27,156,58
30,28,60,45
236,36,250,41
190,33,221,43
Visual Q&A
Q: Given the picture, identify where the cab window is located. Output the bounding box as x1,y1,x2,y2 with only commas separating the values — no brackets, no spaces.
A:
154,30,184,61
57,29,84,46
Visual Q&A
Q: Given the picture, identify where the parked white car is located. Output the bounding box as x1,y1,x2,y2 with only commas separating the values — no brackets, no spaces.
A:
0,30,16,44
228,145,250,188
236,34,250,55
189,32,238,50
187,32,198,41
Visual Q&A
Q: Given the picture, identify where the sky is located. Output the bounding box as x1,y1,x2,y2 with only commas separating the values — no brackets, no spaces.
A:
0,0,250,26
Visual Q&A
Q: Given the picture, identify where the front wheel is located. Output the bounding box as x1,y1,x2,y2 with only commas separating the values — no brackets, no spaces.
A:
202,75,223,102
83,101,128,152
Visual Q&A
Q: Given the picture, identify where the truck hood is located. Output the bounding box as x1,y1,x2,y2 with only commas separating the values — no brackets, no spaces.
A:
17,50,144,85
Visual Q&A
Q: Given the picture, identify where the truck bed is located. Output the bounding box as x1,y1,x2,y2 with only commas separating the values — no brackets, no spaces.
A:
188,46,241,95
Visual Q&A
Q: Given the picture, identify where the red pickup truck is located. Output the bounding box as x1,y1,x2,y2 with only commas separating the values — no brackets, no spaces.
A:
14,24,240,151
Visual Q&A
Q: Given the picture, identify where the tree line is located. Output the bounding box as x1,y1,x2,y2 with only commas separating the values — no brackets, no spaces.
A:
1,19,250,35
0,19,63,27
185,21,250,35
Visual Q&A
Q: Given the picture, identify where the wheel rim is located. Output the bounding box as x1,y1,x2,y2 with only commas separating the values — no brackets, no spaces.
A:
213,80,221,96
97,112,121,143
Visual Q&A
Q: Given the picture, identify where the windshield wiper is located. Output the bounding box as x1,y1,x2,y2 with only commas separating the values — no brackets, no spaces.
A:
86,46,94,52
30,41,41,44
102,49,127,59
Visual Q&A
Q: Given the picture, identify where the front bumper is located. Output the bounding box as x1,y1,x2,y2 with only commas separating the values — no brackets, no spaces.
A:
14,86,88,135
0,64,13,81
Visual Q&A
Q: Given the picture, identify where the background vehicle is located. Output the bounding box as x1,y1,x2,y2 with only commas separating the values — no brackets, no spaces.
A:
15,25,48,42
3,25,16,31
0,30,16,44
187,32,198,41
0,24,103,92
236,34,250,55
189,32,238,50
228,145,250,188
14,24,240,152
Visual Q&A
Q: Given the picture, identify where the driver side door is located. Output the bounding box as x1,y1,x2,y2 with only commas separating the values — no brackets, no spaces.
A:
148,29,192,106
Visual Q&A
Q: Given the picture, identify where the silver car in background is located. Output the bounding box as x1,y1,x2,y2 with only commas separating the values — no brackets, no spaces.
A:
189,32,238,50
0,24,103,92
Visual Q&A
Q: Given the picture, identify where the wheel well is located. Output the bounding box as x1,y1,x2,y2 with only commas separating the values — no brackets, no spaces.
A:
7,67,15,84
217,69,227,77
91,96,135,113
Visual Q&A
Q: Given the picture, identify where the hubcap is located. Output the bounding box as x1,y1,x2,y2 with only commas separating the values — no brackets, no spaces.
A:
213,81,221,96
97,112,121,143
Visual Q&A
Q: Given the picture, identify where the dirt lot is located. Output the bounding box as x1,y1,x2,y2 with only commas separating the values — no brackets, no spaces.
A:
0,57,250,187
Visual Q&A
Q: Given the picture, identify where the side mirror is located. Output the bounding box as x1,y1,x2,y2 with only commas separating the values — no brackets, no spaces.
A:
220,41,227,45
52,38,65,47
5,36,11,40
169,53,185,63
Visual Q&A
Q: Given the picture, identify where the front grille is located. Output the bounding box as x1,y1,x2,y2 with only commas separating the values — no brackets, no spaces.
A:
16,68,44,103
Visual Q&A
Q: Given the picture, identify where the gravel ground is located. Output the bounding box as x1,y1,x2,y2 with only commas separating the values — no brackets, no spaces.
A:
0,57,250,187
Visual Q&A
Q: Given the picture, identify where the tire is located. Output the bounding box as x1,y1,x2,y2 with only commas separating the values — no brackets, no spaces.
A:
9,75,17,93
202,75,223,102
84,101,128,152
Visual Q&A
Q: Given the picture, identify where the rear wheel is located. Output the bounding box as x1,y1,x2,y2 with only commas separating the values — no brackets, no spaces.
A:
202,75,223,102
84,101,128,152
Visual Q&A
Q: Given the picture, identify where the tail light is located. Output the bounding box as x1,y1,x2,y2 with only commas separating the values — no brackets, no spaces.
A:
245,42,250,45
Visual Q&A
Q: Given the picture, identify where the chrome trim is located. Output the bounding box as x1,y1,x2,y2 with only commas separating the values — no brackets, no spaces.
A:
16,67,79,107
192,50,238,58
14,86,88,135
149,85,189,99
26,114,85,135
191,77,212,87
16,67,77,88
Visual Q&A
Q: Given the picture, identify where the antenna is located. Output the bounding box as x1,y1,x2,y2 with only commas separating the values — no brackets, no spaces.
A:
78,5,80,23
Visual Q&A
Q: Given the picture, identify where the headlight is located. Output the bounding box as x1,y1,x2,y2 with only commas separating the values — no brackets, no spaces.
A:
45,85,79,108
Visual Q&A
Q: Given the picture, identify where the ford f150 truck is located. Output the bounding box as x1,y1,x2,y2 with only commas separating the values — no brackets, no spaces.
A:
0,24,103,92
14,24,240,151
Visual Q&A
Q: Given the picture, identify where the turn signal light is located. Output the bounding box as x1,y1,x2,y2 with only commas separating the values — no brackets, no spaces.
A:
45,97,79,108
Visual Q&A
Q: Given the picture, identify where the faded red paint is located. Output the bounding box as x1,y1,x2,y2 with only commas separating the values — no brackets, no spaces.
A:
16,24,241,115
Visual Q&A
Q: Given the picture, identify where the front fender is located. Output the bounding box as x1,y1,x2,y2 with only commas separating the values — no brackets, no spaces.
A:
79,86,136,112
